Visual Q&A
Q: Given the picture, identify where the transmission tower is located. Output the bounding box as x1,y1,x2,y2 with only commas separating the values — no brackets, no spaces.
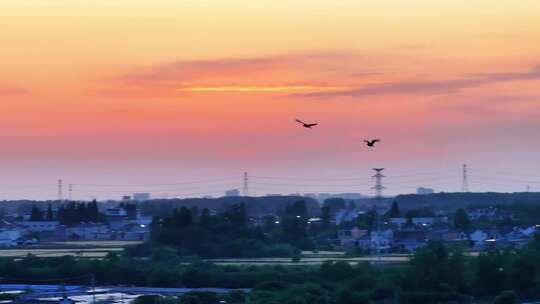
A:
243,172,249,196
58,179,64,201
462,164,469,193
68,184,73,201
371,168,386,199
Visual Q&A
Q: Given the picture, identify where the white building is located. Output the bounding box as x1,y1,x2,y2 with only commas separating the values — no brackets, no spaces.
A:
370,230,394,252
105,208,127,217
0,229,22,246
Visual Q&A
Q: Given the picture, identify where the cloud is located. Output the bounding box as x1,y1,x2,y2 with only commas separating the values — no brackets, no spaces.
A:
177,85,348,93
103,52,368,96
301,64,540,98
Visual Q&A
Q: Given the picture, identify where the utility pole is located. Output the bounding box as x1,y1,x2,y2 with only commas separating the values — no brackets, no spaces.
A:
462,164,469,193
243,172,249,197
91,274,96,304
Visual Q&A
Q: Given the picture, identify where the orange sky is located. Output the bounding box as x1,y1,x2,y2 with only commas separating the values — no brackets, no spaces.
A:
1,1,540,200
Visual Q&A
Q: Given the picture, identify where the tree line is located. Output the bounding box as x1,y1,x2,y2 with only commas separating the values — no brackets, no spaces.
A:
29,201,104,226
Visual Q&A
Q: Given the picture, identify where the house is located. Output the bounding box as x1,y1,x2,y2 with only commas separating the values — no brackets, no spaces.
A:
17,221,60,232
370,230,394,252
0,219,24,247
55,223,110,241
469,229,506,250
428,229,468,244
337,227,368,247
115,223,150,241
470,229,488,249
335,209,360,225
394,230,427,252
105,208,127,217
467,207,515,221
389,217,448,228
503,228,535,249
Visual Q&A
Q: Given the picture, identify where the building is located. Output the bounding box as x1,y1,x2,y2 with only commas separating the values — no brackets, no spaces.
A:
225,189,240,197
370,230,394,252
389,217,448,228
133,193,151,201
394,230,427,252
0,219,24,246
17,221,60,232
105,208,127,217
335,209,361,225
337,227,368,247
55,223,110,241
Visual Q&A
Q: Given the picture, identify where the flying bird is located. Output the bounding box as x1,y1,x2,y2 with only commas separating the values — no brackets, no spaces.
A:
364,139,380,147
296,119,318,129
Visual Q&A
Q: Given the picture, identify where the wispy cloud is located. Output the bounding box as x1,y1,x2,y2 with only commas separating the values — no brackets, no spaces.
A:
178,85,348,93
102,52,367,96
301,65,540,98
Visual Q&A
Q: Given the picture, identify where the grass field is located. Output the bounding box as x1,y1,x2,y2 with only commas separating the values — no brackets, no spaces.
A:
0,241,142,258
0,245,411,264
206,253,411,266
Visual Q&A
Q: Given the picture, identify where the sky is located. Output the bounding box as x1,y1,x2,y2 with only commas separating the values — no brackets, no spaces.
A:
1,0,540,200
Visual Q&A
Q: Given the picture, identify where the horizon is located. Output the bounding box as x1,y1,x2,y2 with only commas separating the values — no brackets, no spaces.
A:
2,1,540,200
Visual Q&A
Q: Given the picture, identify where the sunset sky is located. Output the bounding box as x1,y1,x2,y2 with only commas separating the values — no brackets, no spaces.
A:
2,1,540,200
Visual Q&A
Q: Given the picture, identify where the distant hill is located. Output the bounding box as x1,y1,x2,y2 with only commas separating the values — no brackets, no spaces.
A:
139,195,320,217
392,192,540,211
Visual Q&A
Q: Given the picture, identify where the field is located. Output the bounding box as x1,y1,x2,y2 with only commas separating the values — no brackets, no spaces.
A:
206,251,411,266
0,241,142,258
0,245,412,264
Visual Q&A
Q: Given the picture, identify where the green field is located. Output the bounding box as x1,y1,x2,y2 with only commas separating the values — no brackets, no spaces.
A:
206,252,411,265
0,241,142,258
0,245,411,264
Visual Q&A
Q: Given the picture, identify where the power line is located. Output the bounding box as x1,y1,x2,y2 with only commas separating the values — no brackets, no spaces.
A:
71,177,237,187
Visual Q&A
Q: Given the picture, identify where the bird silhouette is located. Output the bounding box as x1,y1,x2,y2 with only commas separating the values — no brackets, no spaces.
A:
364,139,380,147
296,119,318,129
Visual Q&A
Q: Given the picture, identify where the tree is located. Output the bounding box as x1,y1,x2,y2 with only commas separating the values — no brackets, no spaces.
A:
30,206,44,221
454,208,471,230
356,209,377,230
386,201,401,218
323,198,346,214
320,206,331,229
199,208,212,228
46,204,54,221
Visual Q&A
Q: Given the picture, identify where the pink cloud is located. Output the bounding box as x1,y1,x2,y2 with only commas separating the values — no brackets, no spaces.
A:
300,64,540,98
99,52,371,97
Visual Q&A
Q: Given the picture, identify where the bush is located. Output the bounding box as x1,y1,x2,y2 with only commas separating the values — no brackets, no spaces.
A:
493,290,520,304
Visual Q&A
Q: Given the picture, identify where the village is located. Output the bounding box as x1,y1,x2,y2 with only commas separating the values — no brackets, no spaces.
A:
0,196,538,258
0,202,151,247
